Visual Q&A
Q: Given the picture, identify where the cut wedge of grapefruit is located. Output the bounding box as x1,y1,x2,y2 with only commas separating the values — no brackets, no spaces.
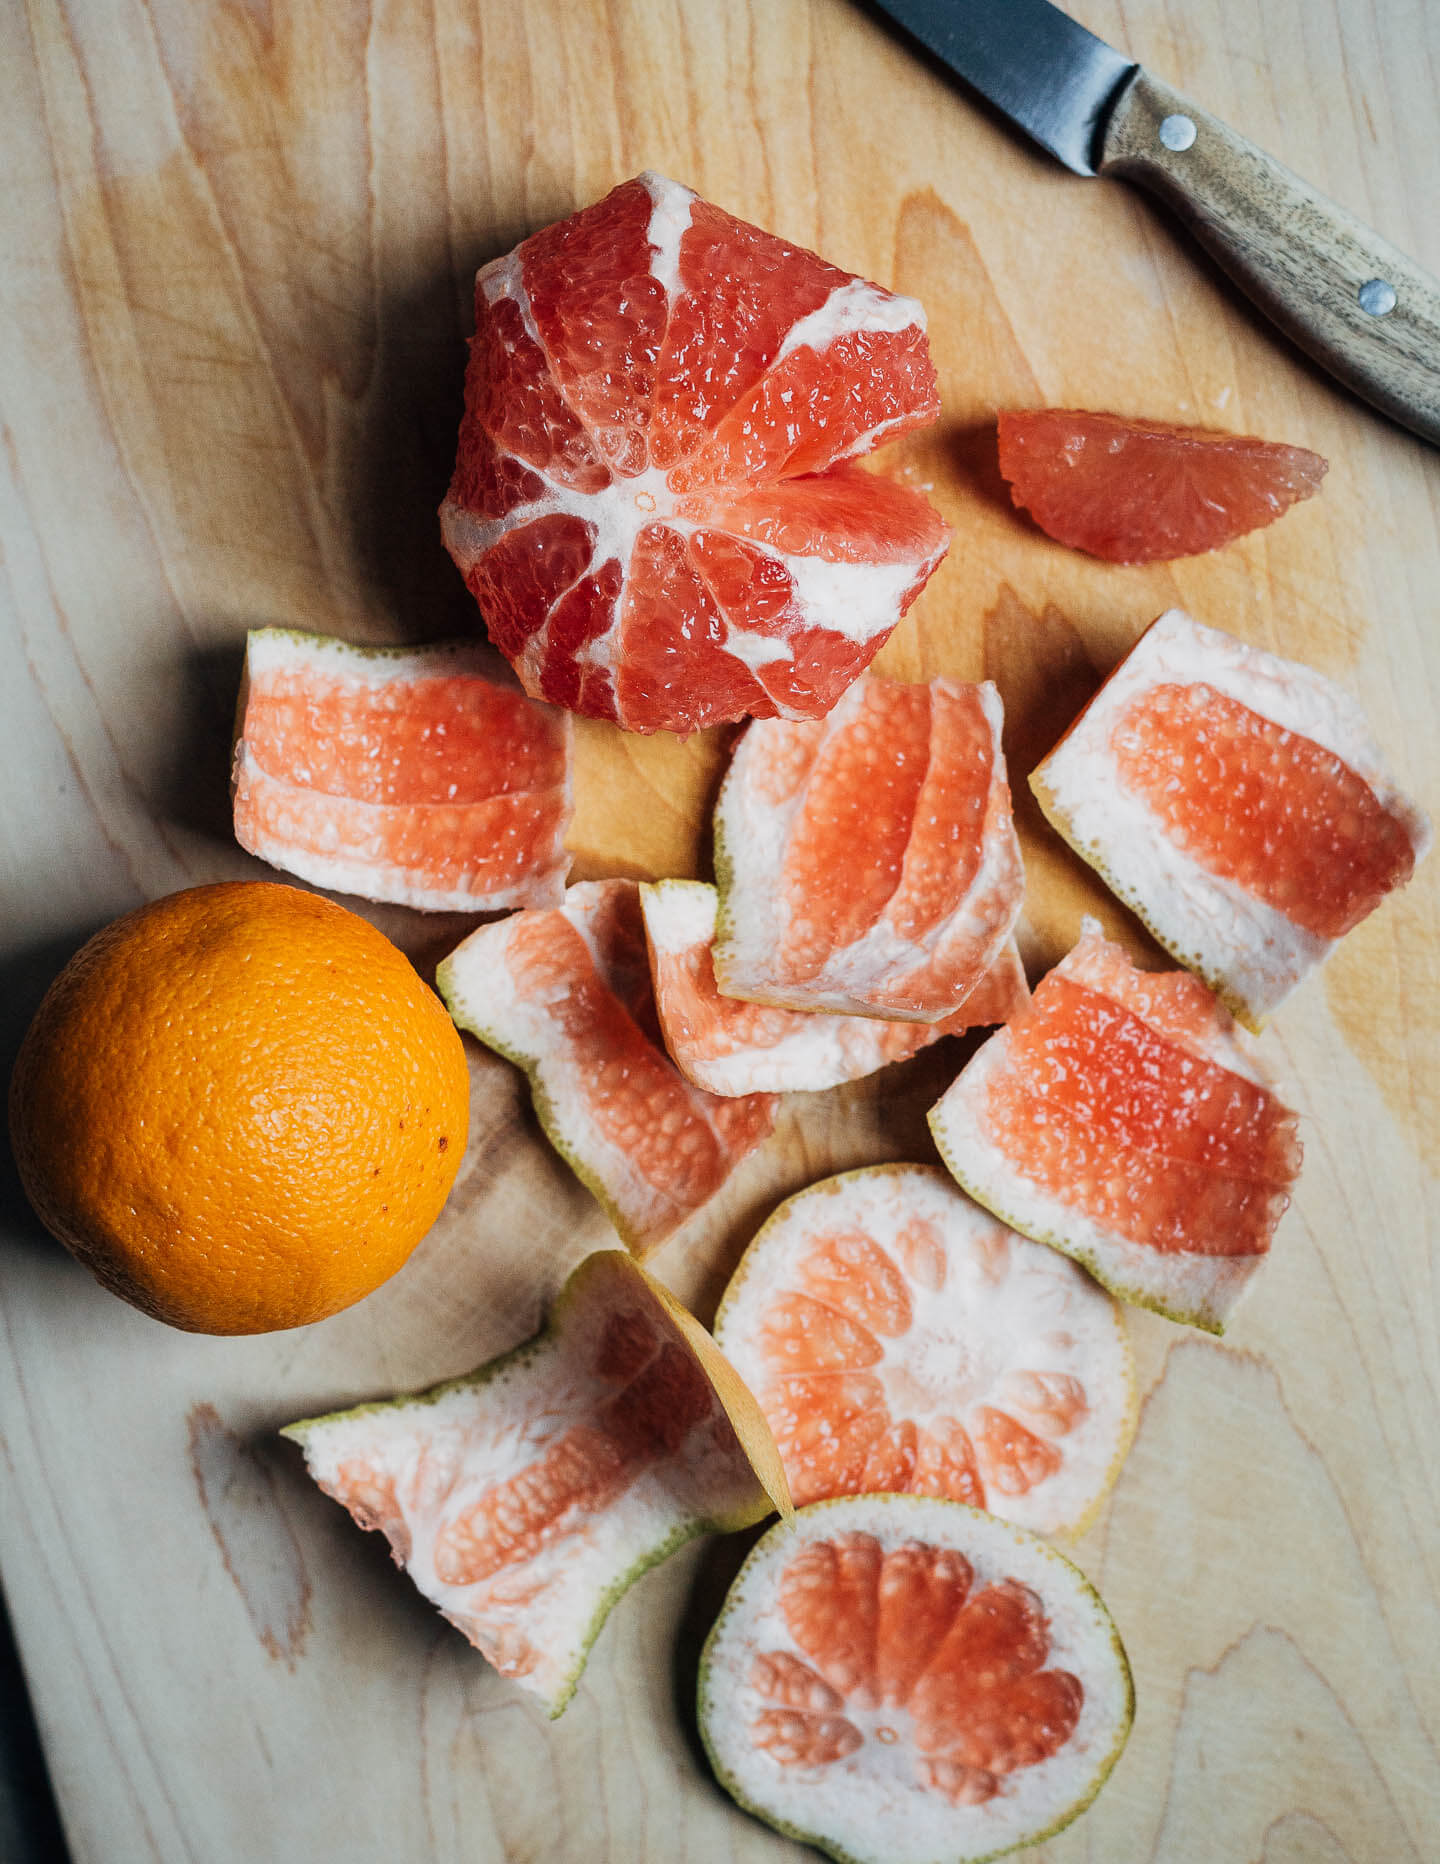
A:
436,880,777,1253
1030,609,1433,1027
642,881,1029,1096
997,410,1327,563
232,629,572,910
439,172,949,734
699,1495,1133,1864
713,1165,1134,1535
713,676,1024,1022
930,920,1302,1333
284,1250,790,1716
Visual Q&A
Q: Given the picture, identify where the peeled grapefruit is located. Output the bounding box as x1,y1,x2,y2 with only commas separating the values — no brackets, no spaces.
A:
713,676,1025,1022
436,880,776,1253
285,1249,790,1715
440,172,950,734
642,880,1029,1096
1030,609,1432,1027
997,409,1327,562
699,1495,1133,1863
930,919,1302,1333
713,1166,1135,1535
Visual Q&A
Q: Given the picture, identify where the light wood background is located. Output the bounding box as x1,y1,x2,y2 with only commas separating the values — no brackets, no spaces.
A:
2,1,1437,1861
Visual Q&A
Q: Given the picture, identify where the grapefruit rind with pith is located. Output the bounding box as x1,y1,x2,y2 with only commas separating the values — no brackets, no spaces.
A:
283,1250,788,1717
698,1494,1133,1864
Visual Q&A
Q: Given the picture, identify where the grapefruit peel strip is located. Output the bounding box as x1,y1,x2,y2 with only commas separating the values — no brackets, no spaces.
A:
712,1163,1136,1537
929,920,1300,1333
283,1250,789,1718
698,1494,1134,1864
232,628,574,912
1031,608,1432,1029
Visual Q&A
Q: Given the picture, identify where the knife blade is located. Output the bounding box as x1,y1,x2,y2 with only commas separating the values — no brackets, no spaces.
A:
866,0,1440,447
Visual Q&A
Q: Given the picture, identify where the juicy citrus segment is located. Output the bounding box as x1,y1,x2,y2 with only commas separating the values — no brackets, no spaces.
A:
699,1496,1134,1864
231,630,573,912
714,676,1025,1022
930,920,1303,1333
997,409,1327,562
1031,609,1433,1026
436,880,776,1254
284,1250,786,1717
715,1165,1135,1535
440,172,949,735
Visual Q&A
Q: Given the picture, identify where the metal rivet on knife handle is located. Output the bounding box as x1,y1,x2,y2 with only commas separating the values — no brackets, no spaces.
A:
1159,114,1197,152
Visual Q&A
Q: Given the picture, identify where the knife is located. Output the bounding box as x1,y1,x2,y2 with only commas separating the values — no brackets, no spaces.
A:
865,0,1440,448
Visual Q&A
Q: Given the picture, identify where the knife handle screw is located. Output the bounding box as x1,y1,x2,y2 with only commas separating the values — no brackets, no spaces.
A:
1357,277,1398,317
1158,114,1198,152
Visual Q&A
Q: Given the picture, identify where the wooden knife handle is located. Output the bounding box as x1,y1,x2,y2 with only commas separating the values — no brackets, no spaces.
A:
1099,69,1440,447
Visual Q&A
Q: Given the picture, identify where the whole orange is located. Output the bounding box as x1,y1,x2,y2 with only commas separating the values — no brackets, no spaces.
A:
8,882,470,1334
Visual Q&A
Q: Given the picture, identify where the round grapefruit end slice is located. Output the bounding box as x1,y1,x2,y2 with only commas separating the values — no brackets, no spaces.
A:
437,880,777,1253
284,1250,789,1717
997,409,1327,562
439,173,949,734
713,676,1025,1023
1030,608,1433,1027
929,920,1303,1333
699,1494,1133,1864
713,1165,1135,1536
231,629,573,911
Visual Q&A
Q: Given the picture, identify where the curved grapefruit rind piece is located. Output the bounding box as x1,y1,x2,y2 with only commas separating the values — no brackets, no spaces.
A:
436,880,777,1254
929,922,1301,1333
713,677,1025,1023
232,628,573,911
439,172,950,735
712,1164,1136,1538
641,880,1029,1096
282,1250,787,1717
996,409,1327,563
1030,609,1432,1029
698,1494,1134,1864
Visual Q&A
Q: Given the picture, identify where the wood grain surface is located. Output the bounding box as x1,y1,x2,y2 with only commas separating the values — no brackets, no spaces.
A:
2,2,1437,1861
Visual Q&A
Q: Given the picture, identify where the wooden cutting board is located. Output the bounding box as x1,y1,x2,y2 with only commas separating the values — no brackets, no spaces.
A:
2,1,1437,1860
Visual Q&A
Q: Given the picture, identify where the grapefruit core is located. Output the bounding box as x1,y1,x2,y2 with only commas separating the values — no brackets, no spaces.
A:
440,173,949,735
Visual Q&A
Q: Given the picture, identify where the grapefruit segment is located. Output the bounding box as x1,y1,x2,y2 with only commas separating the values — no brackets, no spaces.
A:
284,1250,789,1717
997,409,1327,562
437,881,776,1253
714,1165,1136,1535
713,677,1025,1022
929,920,1303,1332
1030,608,1433,1026
699,1495,1133,1864
441,173,948,734
231,630,572,911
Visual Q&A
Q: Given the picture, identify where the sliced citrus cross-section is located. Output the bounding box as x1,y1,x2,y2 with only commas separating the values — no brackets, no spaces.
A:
713,675,1024,1022
930,919,1303,1333
699,1495,1133,1864
284,1250,790,1717
437,880,777,1253
642,880,1029,1096
997,409,1327,562
440,172,949,734
713,1165,1135,1535
232,629,573,911
1030,608,1432,1027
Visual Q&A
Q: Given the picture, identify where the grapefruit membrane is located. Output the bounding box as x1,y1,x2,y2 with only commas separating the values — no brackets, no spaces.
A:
440,172,950,734
1030,609,1432,1027
642,880,1030,1096
284,1250,790,1716
232,630,573,911
699,1495,1133,1864
436,880,777,1253
930,920,1303,1333
713,1165,1135,1535
713,676,1025,1022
